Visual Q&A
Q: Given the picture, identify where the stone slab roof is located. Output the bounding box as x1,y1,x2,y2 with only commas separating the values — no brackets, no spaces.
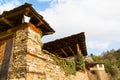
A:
0,3,55,35
43,32,87,57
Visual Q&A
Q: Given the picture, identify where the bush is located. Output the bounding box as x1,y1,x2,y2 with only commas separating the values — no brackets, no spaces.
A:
104,62,119,79
48,47,85,75
75,49,85,71
50,54,76,75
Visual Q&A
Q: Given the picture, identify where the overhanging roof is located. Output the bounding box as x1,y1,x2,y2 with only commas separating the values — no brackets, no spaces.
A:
0,3,55,35
86,62,104,67
43,32,87,57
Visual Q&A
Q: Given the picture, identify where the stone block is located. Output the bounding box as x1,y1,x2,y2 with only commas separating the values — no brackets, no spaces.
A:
9,79,19,80
19,78,25,80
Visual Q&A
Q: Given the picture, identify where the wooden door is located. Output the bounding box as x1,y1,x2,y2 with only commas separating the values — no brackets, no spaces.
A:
0,38,13,80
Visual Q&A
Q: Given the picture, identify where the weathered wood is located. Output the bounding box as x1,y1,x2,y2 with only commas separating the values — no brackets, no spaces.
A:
1,18,13,27
76,43,80,52
43,32,87,57
68,47,75,56
60,48,68,56
0,28,16,41
36,21,44,26
0,23,27,41
0,3,55,35
29,8,42,21
0,9,25,19
0,38,13,80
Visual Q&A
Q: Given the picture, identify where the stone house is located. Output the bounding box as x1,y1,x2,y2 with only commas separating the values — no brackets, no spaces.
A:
86,62,108,80
0,3,90,80
87,62,105,71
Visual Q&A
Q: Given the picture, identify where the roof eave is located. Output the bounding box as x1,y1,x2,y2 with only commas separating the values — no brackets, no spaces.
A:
0,3,55,35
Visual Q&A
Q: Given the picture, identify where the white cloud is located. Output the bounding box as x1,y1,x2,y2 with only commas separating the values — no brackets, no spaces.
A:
40,0,120,54
37,0,52,2
87,41,110,50
0,0,119,54
0,0,21,14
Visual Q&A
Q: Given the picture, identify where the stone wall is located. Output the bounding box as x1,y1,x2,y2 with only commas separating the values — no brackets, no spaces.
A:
96,70,107,80
7,23,89,80
8,24,28,80
26,50,89,80
87,70,108,80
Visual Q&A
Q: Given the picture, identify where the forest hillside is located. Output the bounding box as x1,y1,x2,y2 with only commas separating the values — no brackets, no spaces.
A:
90,49,120,80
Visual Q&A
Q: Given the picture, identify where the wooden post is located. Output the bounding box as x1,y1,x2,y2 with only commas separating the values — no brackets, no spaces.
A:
76,43,80,52
61,48,68,56
0,38,13,80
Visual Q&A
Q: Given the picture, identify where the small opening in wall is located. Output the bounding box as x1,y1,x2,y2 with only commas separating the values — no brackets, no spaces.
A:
91,71,96,74
99,64,102,68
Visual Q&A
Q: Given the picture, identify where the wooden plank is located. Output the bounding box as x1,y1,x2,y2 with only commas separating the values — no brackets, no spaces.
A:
0,38,13,80
68,47,75,56
0,9,25,19
60,48,68,56
36,21,44,26
0,31,14,41
76,43,80,51
1,18,13,27
0,24,22,41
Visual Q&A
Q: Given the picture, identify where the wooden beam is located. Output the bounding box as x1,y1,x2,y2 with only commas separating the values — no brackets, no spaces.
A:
29,8,43,21
76,43,80,51
68,47,75,56
76,44,83,55
54,52,61,57
60,48,68,56
1,17,13,27
0,25,23,41
25,7,30,15
2,9,25,19
36,21,44,26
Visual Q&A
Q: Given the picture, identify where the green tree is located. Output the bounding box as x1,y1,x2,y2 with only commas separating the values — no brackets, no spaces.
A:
92,49,120,80
76,49,85,71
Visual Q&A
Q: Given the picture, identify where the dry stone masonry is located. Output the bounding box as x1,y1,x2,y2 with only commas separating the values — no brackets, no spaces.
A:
0,3,107,80
7,23,89,80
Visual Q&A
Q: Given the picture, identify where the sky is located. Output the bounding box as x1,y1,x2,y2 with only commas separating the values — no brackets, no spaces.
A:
0,0,120,55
